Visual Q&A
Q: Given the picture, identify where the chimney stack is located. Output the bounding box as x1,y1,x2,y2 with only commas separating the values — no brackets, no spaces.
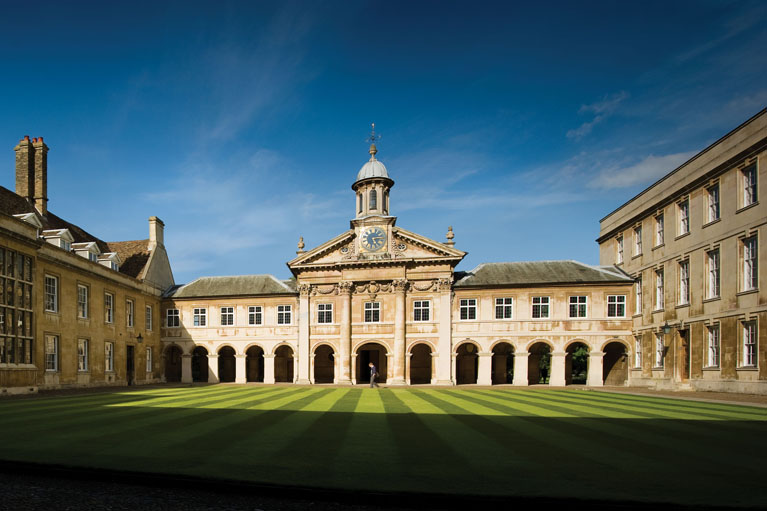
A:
32,137,48,216
14,136,35,202
148,216,165,250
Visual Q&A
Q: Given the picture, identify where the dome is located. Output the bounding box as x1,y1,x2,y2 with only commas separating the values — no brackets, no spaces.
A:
355,143,392,183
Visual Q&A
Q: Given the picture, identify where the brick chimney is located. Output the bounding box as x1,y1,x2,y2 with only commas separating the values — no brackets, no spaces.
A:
148,216,165,250
32,137,48,216
14,136,35,201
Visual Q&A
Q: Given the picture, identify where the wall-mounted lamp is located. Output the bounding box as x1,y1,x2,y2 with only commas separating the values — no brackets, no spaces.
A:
136,333,143,344
662,321,672,335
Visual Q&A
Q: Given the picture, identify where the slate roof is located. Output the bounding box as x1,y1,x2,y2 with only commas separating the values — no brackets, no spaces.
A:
454,261,633,287
1,185,151,280
167,275,297,298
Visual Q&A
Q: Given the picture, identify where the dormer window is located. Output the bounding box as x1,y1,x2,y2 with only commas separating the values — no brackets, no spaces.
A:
41,229,74,252
370,189,377,210
98,252,121,272
72,242,101,262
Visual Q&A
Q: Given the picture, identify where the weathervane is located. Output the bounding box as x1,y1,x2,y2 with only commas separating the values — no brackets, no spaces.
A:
368,122,381,145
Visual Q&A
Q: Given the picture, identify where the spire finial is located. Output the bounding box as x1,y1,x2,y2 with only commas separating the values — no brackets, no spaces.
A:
445,226,455,247
368,122,381,160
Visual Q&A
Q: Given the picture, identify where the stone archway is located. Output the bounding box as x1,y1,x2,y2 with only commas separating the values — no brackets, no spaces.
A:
409,343,432,384
191,346,208,382
246,346,264,383
603,341,629,385
356,342,388,384
527,342,551,385
274,345,294,383
314,345,335,384
565,342,589,385
491,342,514,384
164,345,182,382
218,346,236,383
456,342,479,385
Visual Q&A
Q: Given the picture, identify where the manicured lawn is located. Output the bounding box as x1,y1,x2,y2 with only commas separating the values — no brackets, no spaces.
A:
0,385,765,506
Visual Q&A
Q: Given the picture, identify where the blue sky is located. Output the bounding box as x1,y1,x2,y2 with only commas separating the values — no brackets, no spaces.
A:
1,0,765,284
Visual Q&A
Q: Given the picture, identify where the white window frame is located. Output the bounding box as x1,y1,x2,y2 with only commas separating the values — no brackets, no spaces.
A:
616,235,624,264
707,249,720,299
655,269,664,310
706,325,720,368
104,292,114,324
494,297,513,320
220,306,234,326
248,306,262,325
677,199,689,236
193,307,207,327
77,284,89,319
277,305,292,325
364,301,380,323
743,236,758,291
742,164,757,208
145,305,153,331
568,296,587,318
126,299,134,328
634,226,642,256
607,295,626,318
742,320,757,367
45,334,58,372
105,341,114,372
44,274,58,313
146,347,153,373
414,300,431,322
166,308,180,328
459,298,477,321
634,336,641,368
317,303,333,324
77,338,89,372
654,333,664,368
635,276,642,315
532,296,550,319
678,260,690,305
655,213,664,246
707,184,720,222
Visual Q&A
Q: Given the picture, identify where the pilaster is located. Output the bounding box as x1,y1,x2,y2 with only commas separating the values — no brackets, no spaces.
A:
296,284,311,384
436,278,454,385
390,279,408,385
587,351,605,387
338,281,353,384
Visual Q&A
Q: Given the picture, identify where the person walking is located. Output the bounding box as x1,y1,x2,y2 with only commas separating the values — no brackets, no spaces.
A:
368,362,379,388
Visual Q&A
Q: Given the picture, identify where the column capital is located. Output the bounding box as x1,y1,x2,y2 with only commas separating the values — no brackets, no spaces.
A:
392,279,409,293
338,281,354,295
437,277,452,292
235,354,246,359
181,353,192,359
589,351,606,358
478,351,493,357
298,284,311,297
514,351,530,358
264,353,275,359
208,354,219,359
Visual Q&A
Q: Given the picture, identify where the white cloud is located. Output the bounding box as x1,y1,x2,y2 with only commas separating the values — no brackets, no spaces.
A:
588,151,697,190
567,91,629,140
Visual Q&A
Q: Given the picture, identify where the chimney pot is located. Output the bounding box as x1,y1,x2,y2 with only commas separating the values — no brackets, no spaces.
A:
38,136,43,142
148,216,165,249
23,135,29,141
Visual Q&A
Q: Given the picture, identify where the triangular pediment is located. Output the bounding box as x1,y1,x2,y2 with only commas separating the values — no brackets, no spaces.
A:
287,226,466,272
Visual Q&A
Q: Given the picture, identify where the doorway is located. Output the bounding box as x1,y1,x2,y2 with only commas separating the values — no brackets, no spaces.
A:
126,345,135,385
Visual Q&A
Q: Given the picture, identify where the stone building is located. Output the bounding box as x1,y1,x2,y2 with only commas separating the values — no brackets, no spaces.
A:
0,136,174,394
161,142,635,387
599,109,766,394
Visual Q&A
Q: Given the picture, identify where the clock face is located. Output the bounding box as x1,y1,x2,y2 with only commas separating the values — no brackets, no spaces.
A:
361,227,387,252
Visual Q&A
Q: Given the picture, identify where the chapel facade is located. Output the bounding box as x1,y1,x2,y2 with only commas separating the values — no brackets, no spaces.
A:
161,140,636,387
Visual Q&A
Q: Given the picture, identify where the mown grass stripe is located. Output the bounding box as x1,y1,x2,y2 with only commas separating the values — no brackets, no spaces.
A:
469,389,646,419
0,385,270,439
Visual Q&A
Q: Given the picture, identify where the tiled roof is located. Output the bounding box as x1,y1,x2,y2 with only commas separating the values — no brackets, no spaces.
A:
106,240,150,279
0,185,150,279
167,275,297,298
454,261,633,287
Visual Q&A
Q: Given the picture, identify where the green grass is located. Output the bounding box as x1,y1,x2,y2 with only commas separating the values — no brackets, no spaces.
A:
1,385,765,506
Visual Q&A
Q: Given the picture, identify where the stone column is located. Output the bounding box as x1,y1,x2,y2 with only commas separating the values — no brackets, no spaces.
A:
338,282,353,384
264,353,275,384
436,278,454,385
549,351,567,386
208,354,219,383
351,353,358,384
296,284,311,384
587,351,605,387
512,351,529,386
309,353,315,384
477,352,493,385
235,354,246,384
181,353,192,383
390,279,408,385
